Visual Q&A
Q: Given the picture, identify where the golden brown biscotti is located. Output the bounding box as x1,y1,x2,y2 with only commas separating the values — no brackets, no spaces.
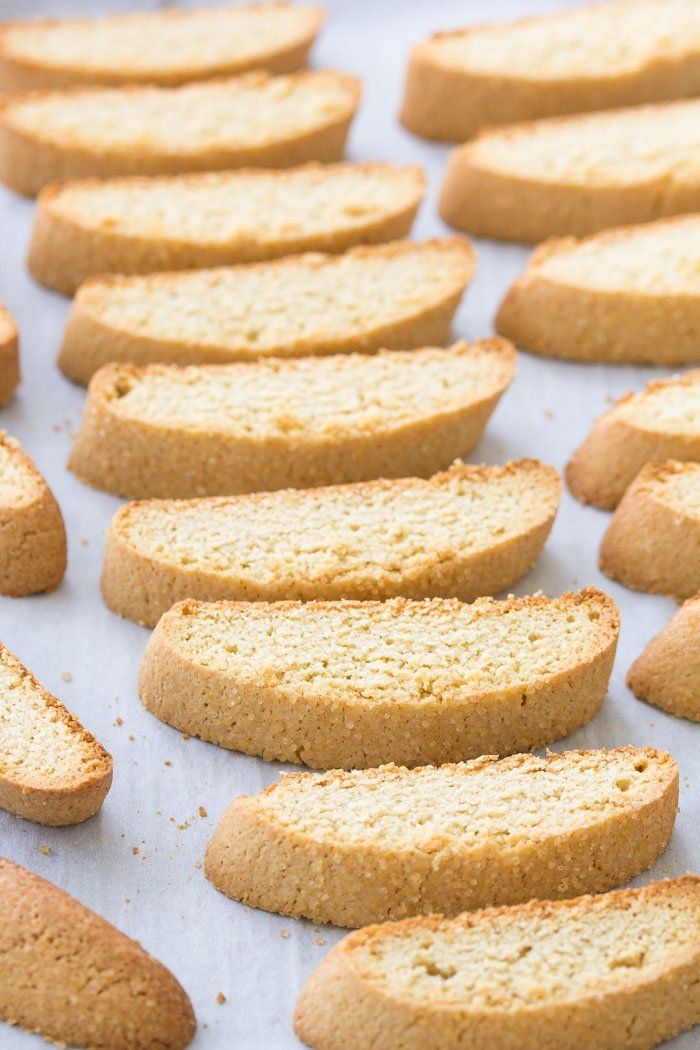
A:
206,746,673,926
628,596,700,722
139,588,612,769
567,371,700,508
0,432,66,596
104,459,561,628
29,163,426,294
0,303,19,405
439,100,700,243
496,216,700,363
0,642,112,825
68,341,516,499
0,70,361,198
600,461,700,600
0,857,195,1048
401,0,700,142
58,237,475,384
294,878,700,1050
0,4,323,91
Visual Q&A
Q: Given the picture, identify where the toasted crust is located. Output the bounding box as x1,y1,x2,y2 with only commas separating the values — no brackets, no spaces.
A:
0,858,195,1048
57,238,476,385
600,461,700,599
206,745,673,926
294,878,700,1050
401,0,700,142
567,371,700,507
628,596,700,721
0,4,324,90
68,341,515,499
29,163,426,295
0,643,112,826
0,433,66,596
0,70,361,198
139,588,612,769
103,459,561,628
0,303,19,405
439,100,700,243
496,217,700,363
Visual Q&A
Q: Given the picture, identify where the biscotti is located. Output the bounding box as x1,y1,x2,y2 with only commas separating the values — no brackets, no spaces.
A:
0,858,195,1048
496,217,700,363
0,4,323,91
69,341,516,499
206,746,672,925
600,460,700,600
0,70,361,197
401,0,700,142
0,303,19,405
628,596,700,722
0,432,66,596
567,371,700,508
58,238,475,384
139,588,611,769
439,100,700,242
0,642,112,825
29,163,426,294
294,878,700,1050
103,459,561,627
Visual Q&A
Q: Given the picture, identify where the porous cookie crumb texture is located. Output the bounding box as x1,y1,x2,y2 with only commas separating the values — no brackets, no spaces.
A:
567,370,700,507
30,163,426,294
0,303,19,405
496,216,700,363
0,4,324,90
440,100,700,243
0,432,67,596
205,745,675,926
628,596,700,722
401,0,700,141
139,587,614,769
68,340,515,499
58,237,476,385
294,877,700,1050
103,459,561,627
600,460,700,599
0,69,361,197
0,858,195,1048
0,643,112,825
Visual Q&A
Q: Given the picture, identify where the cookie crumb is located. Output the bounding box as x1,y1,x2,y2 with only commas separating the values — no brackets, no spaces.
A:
216,992,226,1005
115,716,123,726
61,672,72,682
164,760,172,767
198,806,208,819
316,937,326,946
37,845,50,856
195,860,203,870
132,846,139,855
280,929,289,939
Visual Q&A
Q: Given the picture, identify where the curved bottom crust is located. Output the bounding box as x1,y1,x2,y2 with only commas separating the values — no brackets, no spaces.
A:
628,597,700,721
204,750,676,927
0,329,19,404
0,490,67,597
294,881,700,1050
0,768,112,827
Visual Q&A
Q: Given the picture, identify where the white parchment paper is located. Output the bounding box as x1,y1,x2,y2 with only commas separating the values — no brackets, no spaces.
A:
0,0,697,1046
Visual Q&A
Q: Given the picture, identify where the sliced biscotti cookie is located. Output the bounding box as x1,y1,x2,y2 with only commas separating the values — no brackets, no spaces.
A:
139,588,612,768
600,461,700,600
0,4,323,91
30,164,426,294
206,745,672,925
628,597,700,722
402,0,700,142
0,303,19,405
0,858,195,1048
68,341,515,499
103,460,560,627
567,371,700,508
0,433,66,596
496,217,700,363
440,99,700,242
0,643,112,825
294,877,700,1050
0,70,360,198
58,237,475,384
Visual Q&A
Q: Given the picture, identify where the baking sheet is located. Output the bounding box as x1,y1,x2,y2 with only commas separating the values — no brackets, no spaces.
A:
0,0,698,1046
